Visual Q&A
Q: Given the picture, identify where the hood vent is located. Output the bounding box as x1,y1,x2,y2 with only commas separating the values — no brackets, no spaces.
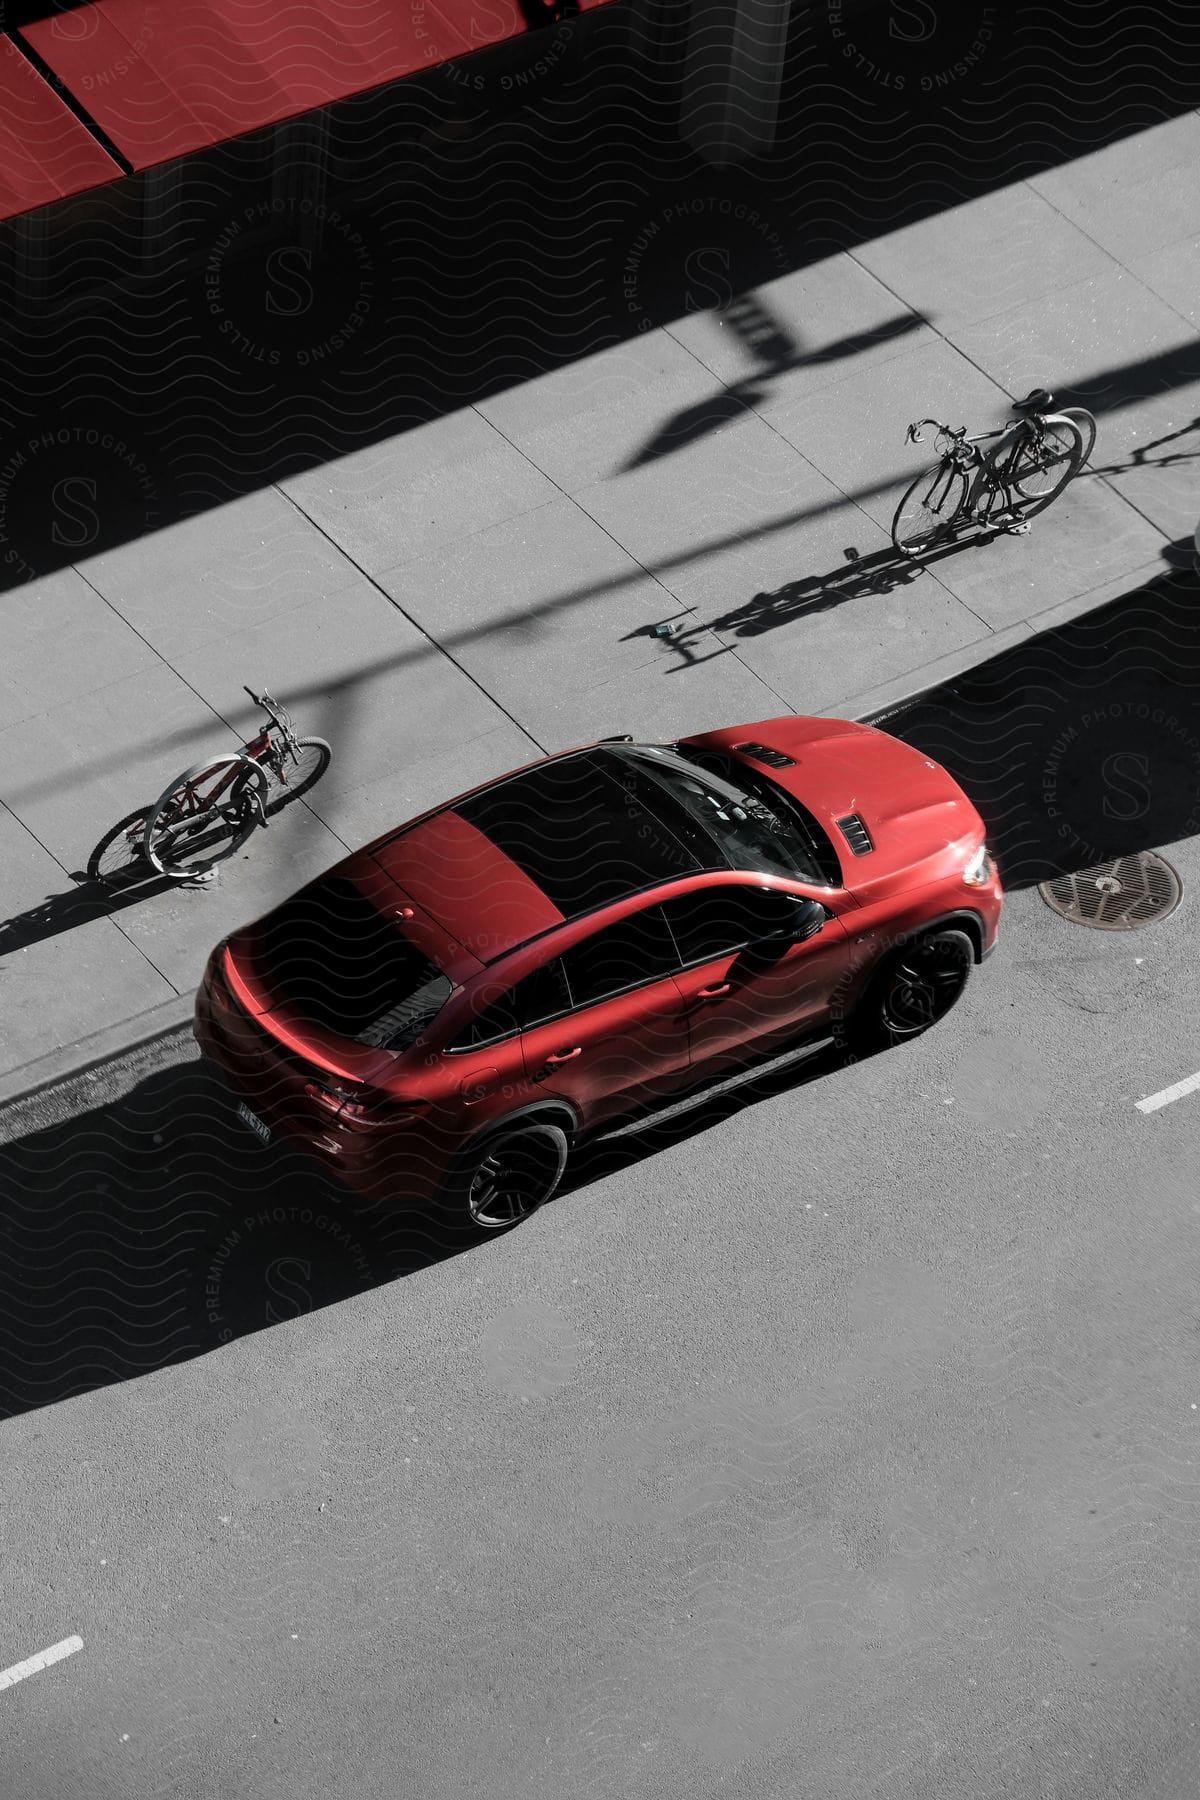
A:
836,813,874,856
733,740,796,768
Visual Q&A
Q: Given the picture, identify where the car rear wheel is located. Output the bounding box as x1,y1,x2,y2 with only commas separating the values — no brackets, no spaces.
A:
840,928,974,1054
446,1120,570,1232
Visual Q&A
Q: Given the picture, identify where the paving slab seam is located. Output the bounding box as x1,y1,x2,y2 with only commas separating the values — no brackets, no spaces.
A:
274,479,556,757
468,387,704,639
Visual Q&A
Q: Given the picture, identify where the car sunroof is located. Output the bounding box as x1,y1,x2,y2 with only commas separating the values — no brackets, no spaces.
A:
454,752,716,917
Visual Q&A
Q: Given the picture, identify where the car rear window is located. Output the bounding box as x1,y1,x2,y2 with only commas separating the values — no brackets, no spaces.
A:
255,875,452,1049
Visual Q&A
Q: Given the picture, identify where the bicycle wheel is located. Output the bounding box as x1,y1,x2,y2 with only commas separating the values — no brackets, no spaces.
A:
892,462,969,555
87,808,154,887
1008,420,1084,512
260,736,331,816
1057,405,1096,467
143,754,267,879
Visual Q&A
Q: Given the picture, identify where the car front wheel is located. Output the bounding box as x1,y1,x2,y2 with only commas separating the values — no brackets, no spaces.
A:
840,928,974,1055
443,1120,570,1233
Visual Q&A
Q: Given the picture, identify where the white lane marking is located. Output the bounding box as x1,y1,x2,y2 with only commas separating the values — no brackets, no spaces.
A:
0,1635,83,1692
1136,1070,1200,1115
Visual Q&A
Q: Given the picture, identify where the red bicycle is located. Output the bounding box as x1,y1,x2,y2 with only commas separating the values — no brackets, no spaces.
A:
88,688,331,886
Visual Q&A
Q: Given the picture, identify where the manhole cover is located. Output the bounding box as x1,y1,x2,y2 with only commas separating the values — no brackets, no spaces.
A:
1039,852,1182,930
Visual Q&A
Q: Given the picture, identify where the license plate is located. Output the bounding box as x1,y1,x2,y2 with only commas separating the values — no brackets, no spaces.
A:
236,1101,271,1143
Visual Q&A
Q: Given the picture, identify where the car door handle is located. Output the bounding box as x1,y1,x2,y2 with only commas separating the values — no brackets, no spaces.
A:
543,1046,583,1065
696,983,731,999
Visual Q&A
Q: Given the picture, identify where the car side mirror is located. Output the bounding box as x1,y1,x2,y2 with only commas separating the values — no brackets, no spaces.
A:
788,897,826,940
752,896,826,946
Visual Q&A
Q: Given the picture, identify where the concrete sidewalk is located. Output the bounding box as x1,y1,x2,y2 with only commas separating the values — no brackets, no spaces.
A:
2,112,1197,1103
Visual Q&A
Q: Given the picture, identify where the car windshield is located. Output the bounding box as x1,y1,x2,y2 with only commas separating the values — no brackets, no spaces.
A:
611,745,832,884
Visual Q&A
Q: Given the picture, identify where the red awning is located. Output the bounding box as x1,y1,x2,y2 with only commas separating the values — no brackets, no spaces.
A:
22,0,533,171
0,35,121,220
19,7,213,168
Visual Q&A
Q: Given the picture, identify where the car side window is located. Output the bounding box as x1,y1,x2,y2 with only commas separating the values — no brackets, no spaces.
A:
513,959,573,1028
558,906,680,1010
660,886,803,965
447,959,572,1050
449,984,520,1050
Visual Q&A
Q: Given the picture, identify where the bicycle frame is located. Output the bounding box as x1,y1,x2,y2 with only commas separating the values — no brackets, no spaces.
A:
963,412,1080,516
124,683,324,886
958,418,1024,517
180,757,246,812
174,695,299,817
909,409,1083,524
894,391,1094,559
159,751,268,833
242,688,302,768
170,697,290,803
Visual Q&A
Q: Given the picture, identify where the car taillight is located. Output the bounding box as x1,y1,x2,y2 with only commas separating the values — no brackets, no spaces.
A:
302,1083,429,1129
303,1082,347,1115
962,843,992,887
208,955,235,1011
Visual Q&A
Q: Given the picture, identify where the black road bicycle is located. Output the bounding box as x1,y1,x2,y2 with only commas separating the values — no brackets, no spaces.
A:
891,387,1096,556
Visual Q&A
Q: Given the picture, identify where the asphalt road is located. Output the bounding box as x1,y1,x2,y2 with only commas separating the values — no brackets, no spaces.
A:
3,592,1200,1799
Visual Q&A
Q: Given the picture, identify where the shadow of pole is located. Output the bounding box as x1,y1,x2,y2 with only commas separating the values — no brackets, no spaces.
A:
619,305,926,472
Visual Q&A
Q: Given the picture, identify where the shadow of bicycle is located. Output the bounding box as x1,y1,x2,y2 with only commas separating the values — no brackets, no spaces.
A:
622,533,993,668
1087,413,1200,478
0,865,179,962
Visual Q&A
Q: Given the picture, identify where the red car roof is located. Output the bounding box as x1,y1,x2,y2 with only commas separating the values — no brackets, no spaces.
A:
371,811,564,965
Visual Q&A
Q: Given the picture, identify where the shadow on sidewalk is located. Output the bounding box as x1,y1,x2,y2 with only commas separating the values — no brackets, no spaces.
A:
5,544,1196,970
868,553,1200,891
618,302,925,472
621,532,996,668
1,0,1198,594
0,870,177,960
1088,415,1200,479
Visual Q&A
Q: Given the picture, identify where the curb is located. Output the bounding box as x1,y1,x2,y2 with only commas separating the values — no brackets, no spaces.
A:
840,554,1172,726
0,992,197,1115
0,552,1177,1115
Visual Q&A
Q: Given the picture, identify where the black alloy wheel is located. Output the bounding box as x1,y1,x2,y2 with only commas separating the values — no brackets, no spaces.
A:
842,928,974,1054
462,1121,570,1230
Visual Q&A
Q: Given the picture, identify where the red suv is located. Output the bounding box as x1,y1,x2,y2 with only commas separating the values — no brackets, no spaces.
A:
195,715,1002,1230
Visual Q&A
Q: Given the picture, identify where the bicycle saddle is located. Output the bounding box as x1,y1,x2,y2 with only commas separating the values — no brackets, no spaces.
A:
1012,387,1054,414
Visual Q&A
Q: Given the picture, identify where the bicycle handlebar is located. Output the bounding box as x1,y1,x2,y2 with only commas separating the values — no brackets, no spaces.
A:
243,684,293,731
908,413,1040,451
906,418,966,446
